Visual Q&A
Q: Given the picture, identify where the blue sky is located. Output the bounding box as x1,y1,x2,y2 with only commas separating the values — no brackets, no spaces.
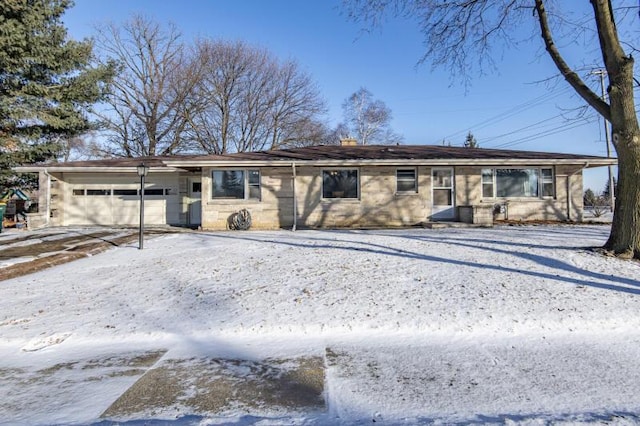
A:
61,0,625,192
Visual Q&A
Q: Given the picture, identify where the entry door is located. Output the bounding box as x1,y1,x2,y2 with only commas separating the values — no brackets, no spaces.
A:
188,178,202,225
431,168,455,220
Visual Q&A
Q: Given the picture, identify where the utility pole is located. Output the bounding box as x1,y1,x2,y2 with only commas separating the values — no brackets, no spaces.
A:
592,69,615,212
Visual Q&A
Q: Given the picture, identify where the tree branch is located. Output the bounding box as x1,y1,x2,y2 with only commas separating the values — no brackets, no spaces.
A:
534,0,610,121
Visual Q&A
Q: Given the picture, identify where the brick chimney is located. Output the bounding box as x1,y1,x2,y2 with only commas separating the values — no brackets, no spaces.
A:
340,137,358,146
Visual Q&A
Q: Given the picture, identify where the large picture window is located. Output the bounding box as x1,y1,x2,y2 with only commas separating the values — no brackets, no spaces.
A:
212,170,261,200
497,169,539,197
322,169,358,199
481,168,554,198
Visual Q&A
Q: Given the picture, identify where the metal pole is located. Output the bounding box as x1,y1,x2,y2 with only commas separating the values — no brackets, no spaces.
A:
291,162,297,231
595,69,615,211
139,173,145,250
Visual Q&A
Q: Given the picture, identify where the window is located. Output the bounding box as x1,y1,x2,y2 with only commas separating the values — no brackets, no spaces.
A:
113,189,138,196
482,169,494,198
541,168,554,197
396,169,417,193
248,170,260,200
322,169,358,199
86,189,111,196
481,168,555,198
144,188,165,196
212,169,260,200
497,169,539,197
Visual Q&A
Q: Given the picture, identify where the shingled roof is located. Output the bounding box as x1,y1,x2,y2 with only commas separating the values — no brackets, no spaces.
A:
173,144,613,162
16,145,616,171
163,144,615,168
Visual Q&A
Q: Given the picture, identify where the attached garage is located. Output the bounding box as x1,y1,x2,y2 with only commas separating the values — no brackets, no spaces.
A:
62,173,181,226
15,157,195,228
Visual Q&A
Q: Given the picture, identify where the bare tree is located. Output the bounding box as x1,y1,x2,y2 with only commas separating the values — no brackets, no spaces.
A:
94,15,200,157
266,60,328,150
185,39,327,154
325,122,351,145
342,87,402,145
343,0,640,259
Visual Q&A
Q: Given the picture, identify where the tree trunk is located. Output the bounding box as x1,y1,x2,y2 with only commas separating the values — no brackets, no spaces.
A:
587,0,640,259
606,136,640,258
604,70,640,258
534,0,640,259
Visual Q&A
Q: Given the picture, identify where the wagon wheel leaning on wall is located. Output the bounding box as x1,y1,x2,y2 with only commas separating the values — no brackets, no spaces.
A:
227,208,252,230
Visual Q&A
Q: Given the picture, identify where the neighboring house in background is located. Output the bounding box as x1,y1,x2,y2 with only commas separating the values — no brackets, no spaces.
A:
16,142,616,230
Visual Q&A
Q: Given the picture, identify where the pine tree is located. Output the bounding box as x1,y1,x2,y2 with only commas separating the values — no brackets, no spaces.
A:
0,0,114,190
464,131,478,148
583,188,597,207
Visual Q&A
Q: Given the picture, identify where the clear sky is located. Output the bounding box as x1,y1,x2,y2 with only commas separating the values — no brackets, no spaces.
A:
61,0,626,192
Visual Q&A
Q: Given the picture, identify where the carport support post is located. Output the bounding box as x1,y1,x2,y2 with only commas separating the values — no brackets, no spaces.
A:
137,163,149,250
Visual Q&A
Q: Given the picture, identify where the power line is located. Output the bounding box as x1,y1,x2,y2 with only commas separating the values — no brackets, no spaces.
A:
482,112,569,142
435,86,573,143
490,116,598,149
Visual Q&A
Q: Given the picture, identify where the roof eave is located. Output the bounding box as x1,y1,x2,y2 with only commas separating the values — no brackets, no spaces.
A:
165,158,617,168
14,157,617,172
13,166,184,173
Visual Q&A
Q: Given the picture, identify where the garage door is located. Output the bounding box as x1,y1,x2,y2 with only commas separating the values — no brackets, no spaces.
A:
64,176,180,226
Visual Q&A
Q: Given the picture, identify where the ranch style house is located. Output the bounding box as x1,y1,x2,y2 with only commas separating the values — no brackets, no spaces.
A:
16,142,616,230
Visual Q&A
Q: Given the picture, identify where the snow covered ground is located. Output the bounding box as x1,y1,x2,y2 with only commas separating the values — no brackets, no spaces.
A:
1,224,640,425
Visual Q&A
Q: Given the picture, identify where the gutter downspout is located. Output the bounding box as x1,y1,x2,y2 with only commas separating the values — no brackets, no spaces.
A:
567,162,589,221
43,169,52,226
292,162,297,231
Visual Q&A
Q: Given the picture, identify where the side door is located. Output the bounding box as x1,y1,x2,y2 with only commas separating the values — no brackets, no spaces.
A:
188,178,202,226
431,168,455,220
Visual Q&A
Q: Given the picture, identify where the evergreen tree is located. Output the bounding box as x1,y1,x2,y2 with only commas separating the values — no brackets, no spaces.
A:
464,131,478,148
583,188,597,207
0,0,113,190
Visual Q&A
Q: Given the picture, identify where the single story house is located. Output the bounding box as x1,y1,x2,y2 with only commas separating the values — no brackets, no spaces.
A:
16,143,616,230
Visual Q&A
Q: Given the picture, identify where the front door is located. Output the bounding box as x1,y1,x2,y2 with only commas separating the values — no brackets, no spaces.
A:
431,168,455,220
188,178,202,225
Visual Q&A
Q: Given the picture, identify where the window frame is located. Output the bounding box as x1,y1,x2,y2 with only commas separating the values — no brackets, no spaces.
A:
211,169,261,201
396,168,418,194
322,169,360,200
481,167,555,199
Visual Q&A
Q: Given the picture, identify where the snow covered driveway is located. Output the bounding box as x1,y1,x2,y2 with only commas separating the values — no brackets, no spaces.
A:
1,224,640,424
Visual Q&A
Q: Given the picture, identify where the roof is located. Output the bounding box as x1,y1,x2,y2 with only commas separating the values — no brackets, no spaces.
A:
14,155,183,173
15,145,617,172
172,144,614,162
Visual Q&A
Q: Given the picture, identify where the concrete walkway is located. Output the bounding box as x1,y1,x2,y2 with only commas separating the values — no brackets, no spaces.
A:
1,348,327,424
4,339,640,424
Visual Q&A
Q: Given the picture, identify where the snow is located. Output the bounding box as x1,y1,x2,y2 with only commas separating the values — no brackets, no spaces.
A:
1,224,640,424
